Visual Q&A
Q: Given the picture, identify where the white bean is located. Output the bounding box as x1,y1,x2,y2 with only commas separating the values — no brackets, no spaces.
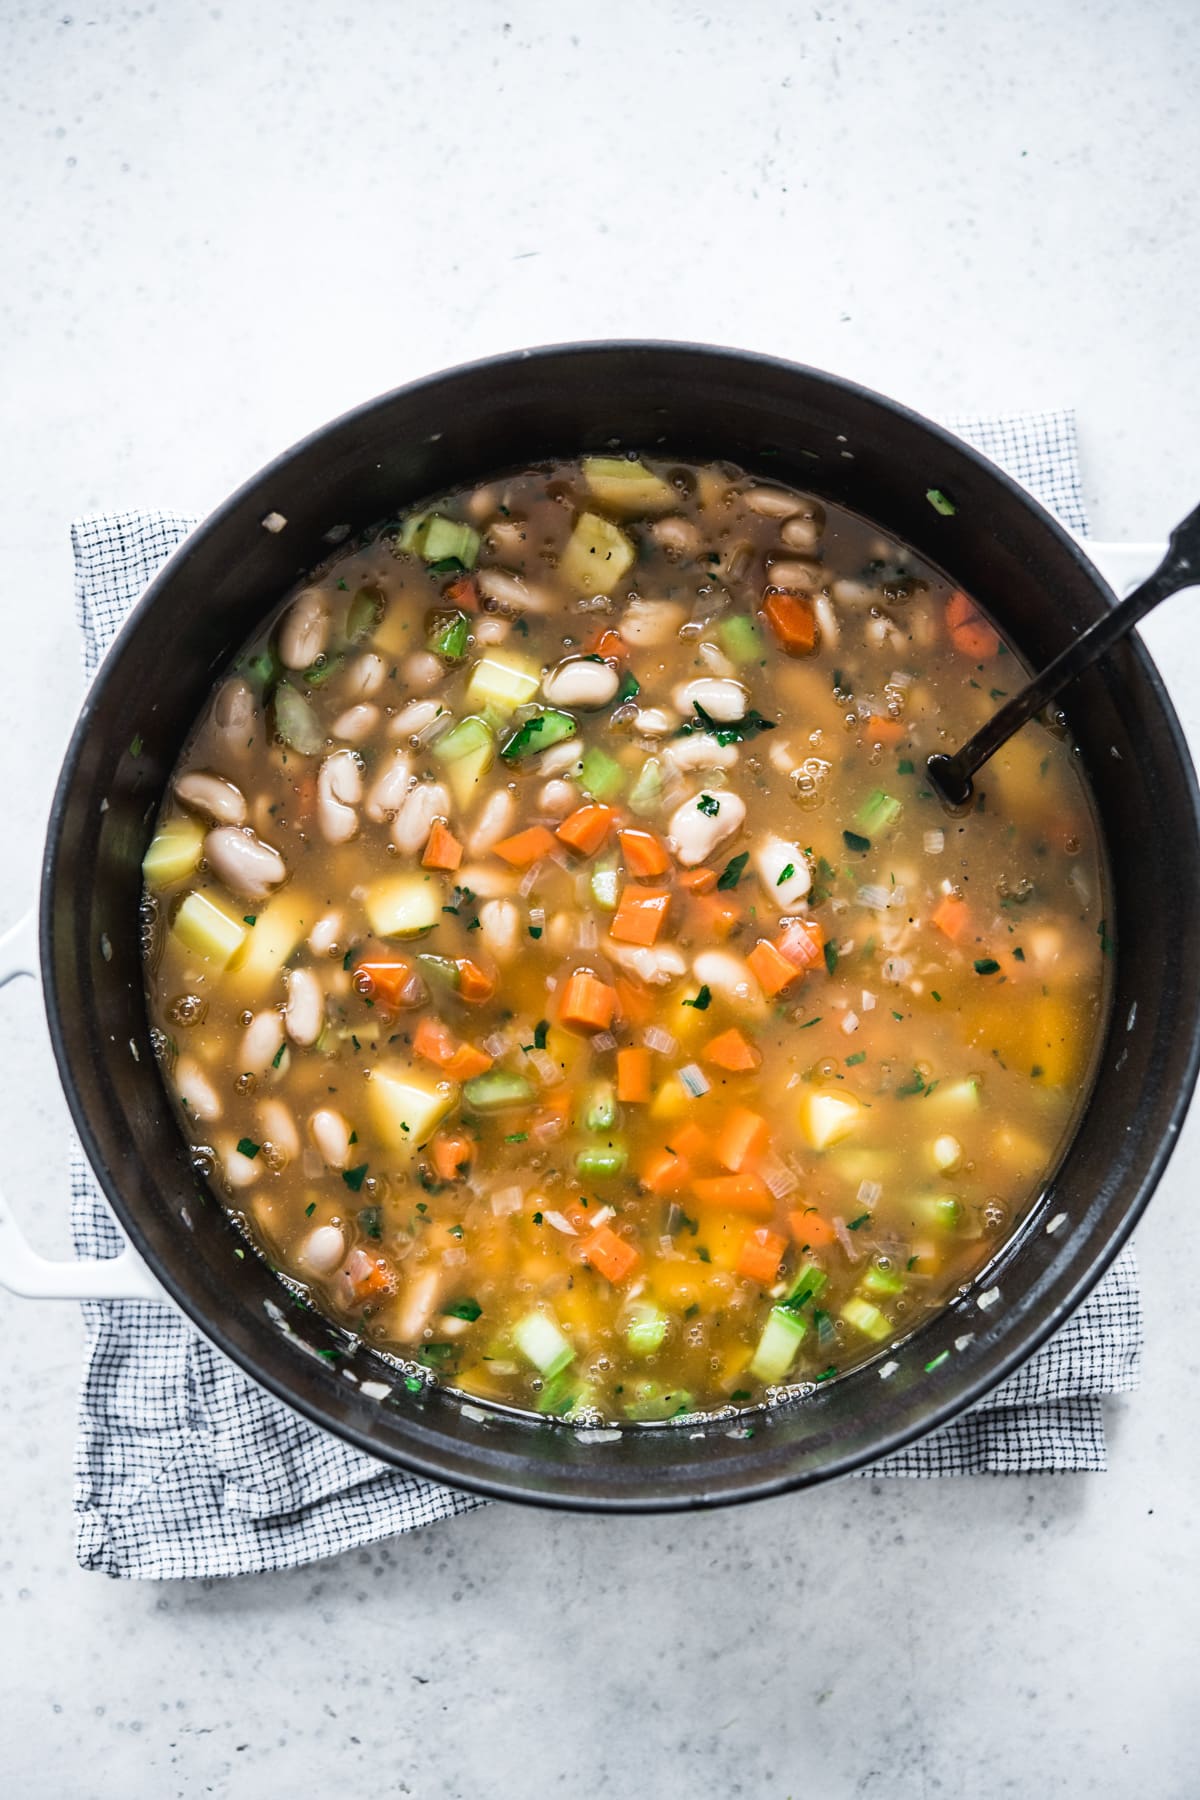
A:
697,640,736,679
278,588,332,670
673,677,749,723
257,1097,300,1163
537,778,577,819
752,836,812,909
454,861,517,898
474,615,510,645
814,593,839,648
175,1054,222,1123
693,949,766,1014
541,657,620,709
315,749,362,845
478,898,520,963
345,652,387,700
400,650,443,692
546,911,575,956
308,910,344,956
309,1107,352,1170
221,1136,261,1191
390,698,443,741
664,733,740,773
241,1009,285,1074
618,598,687,647
667,789,747,866
650,515,701,557
477,568,553,614
744,485,801,518
285,966,325,1046
536,741,584,779
394,1266,444,1342
330,702,379,745
780,505,825,551
831,577,881,607
174,771,247,826
391,781,451,856
205,825,287,900
767,558,823,592
467,788,516,856
213,678,256,744
606,940,688,985
486,516,528,558
296,1224,346,1277
634,706,680,737
366,748,413,823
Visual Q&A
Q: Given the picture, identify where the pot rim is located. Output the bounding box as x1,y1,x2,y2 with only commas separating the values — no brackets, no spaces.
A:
40,340,1200,1508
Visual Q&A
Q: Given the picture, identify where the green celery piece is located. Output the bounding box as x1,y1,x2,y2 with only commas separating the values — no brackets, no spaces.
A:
861,1264,906,1298
625,1303,668,1357
273,682,324,754
582,1082,617,1133
575,1145,628,1180
428,610,470,661
513,1311,574,1379
500,708,577,762
717,614,764,665
580,745,626,801
433,715,494,763
749,1306,808,1383
623,1381,693,1422
415,953,461,994
627,756,663,817
420,516,481,568
783,1260,828,1309
462,1071,535,1110
590,858,620,911
858,789,903,834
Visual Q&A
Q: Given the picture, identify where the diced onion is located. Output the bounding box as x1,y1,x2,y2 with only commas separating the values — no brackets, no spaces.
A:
678,1063,710,1097
833,1216,862,1261
861,989,876,1012
888,669,914,688
490,1185,524,1217
857,1179,883,1207
760,1156,799,1199
924,829,945,855
841,1010,859,1035
576,913,599,950
591,1030,617,1053
518,864,541,897
542,1210,578,1236
482,1030,511,1058
528,906,546,930
858,885,891,909
643,1026,678,1056
882,956,911,984
527,1048,561,1087
590,1206,616,1228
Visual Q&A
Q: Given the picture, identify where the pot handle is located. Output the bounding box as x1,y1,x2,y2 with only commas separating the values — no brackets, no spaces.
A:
0,911,162,1301
1076,538,1169,596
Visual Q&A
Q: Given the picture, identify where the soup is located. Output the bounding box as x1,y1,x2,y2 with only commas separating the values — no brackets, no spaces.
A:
141,455,1106,1423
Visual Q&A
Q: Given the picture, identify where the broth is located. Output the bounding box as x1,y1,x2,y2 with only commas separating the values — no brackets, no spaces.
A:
141,455,1107,1422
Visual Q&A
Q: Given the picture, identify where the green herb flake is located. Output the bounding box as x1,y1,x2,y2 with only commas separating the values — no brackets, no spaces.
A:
897,1068,926,1097
799,1016,822,1029
129,733,143,758
974,957,1001,975
776,863,796,885
403,1375,424,1394
697,793,720,817
304,1202,316,1217
446,1298,482,1322
823,942,839,977
931,990,942,1003
242,915,257,927
683,984,713,1011
926,487,957,516
528,926,543,940
1013,946,1026,962
342,1162,369,1192
696,1245,712,1264
617,670,641,704
815,1365,839,1383
505,1131,529,1144
717,852,749,890
357,1205,382,1239
843,829,871,854
1098,918,1113,956
236,1138,260,1159
448,1224,464,1239
897,758,914,775
532,1211,544,1225
847,1212,871,1230
846,1051,866,1066
534,1019,550,1050
271,1043,286,1069
925,1350,950,1373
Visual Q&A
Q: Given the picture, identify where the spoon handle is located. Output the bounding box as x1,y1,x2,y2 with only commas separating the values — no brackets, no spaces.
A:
929,498,1200,806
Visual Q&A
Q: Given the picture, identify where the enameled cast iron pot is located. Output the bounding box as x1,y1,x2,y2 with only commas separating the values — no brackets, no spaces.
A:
31,343,1200,1507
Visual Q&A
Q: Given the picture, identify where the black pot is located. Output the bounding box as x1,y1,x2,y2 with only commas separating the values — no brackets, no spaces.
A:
43,343,1200,1509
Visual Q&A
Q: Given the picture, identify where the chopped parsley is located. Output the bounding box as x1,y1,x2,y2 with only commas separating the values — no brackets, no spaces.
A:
1098,918,1113,956
342,1162,369,1192
843,829,871,854
897,758,914,775
1013,946,1026,962
505,1131,529,1143
974,957,1001,975
777,863,795,885
823,942,839,977
847,1213,871,1230
683,984,712,1011
845,1051,866,1066
897,1068,927,1097
617,669,640,704
799,1016,823,1029
242,915,257,927
717,852,749,890
697,792,720,817
271,1043,286,1069
534,1019,550,1050
446,1298,482,1322
304,1202,316,1217
815,1365,839,1383
528,926,543,940
357,1205,382,1239
236,1138,260,1159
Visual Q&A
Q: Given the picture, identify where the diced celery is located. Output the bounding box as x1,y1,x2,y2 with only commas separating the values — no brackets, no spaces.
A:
581,456,675,514
396,513,429,553
432,714,495,809
513,1310,574,1379
427,610,470,661
858,789,902,834
365,872,442,939
841,1296,893,1341
625,1303,668,1357
462,1070,534,1111
627,756,663,817
717,614,765,665
464,650,540,715
369,1064,456,1149
916,1194,963,1231
579,745,626,802
172,890,248,967
583,1081,617,1133
345,584,385,643
623,1381,693,1421
416,953,461,994
534,1372,584,1416
143,819,205,889
559,511,636,595
861,1263,906,1298
590,857,620,911
500,709,577,762
575,1145,627,1180
273,682,324,754
749,1306,808,1383
420,516,481,568
783,1260,828,1308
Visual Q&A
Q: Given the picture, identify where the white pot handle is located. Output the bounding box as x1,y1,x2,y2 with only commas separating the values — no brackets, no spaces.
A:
0,910,162,1301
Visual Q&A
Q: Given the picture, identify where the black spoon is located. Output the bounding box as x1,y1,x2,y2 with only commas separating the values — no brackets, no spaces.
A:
927,499,1200,809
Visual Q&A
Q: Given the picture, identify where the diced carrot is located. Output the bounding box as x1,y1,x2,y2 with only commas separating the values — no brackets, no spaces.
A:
762,589,817,656
778,917,825,971
672,1122,712,1164
614,976,654,1028
422,818,463,871
678,866,717,894
585,626,625,661
736,1226,787,1286
616,1046,653,1103
492,825,557,867
640,1147,689,1194
619,828,671,878
444,1042,494,1081
456,958,496,1004
747,938,802,997
788,1208,837,1249
556,803,615,857
931,893,970,942
413,1014,457,1069
559,969,617,1032
432,1131,474,1182
865,714,906,746
714,1106,771,1173
946,589,1000,661
611,887,672,947
291,772,318,826
692,1173,774,1218
353,957,412,1010
580,1224,641,1284
444,574,479,612
702,1027,762,1072
687,892,742,940
348,1256,393,1302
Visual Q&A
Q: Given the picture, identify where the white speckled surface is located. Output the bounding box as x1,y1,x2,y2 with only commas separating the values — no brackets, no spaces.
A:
2,2,1200,1793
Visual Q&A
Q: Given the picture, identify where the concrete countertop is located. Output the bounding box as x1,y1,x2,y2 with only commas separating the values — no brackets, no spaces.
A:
2,2,1198,1794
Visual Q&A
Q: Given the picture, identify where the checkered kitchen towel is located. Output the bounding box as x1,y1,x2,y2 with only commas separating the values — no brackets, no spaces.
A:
70,408,1137,1580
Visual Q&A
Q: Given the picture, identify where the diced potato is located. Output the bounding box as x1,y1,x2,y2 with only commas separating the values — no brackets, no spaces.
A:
581,457,675,514
172,890,248,967
464,651,540,716
143,818,205,889
227,894,310,996
369,1063,457,1150
798,1088,862,1151
559,512,635,595
365,873,443,939
649,1075,690,1121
